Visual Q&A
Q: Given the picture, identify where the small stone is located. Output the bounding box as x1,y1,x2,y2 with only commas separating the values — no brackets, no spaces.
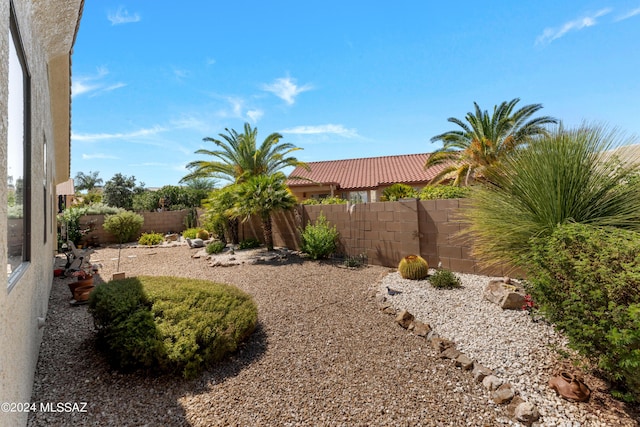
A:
378,301,392,311
395,310,414,329
472,363,492,382
455,354,474,370
413,321,431,337
482,375,503,391
506,396,525,417
491,383,515,404
439,347,461,360
514,402,540,425
383,306,396,315
430,337,455,353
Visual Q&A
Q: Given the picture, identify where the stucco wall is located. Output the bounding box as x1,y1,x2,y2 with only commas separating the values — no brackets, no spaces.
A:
0,2,80,425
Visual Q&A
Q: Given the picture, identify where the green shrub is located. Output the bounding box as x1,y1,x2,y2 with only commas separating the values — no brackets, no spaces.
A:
301,196,347,205
103,211,144,243
527,223,640,401
419,185,470,200
238,238,261,250
206,241,226,254
429,269,461,288
88,276,258,379
58,206,88,244
138,232,164,246
182,227,199,239
380,183,418,201
343,253,367,268
84,203,123,215
398,255,429,280
196,229,210,240
8,204,23,219
300,213,339,260
462,125,640,269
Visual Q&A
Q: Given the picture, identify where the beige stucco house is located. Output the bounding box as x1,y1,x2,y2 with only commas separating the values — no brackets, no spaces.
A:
287,153,449,203
1,1,83,425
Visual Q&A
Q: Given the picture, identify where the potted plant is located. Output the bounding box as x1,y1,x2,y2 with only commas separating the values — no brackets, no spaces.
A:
68,261,99,302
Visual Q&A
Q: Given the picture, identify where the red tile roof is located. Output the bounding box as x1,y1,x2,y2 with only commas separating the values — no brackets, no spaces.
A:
287,153,449,190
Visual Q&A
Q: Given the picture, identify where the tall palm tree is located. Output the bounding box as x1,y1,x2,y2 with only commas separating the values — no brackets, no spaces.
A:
180,122,307,184
74,171,103,192
232,173,296,251
425,98,557,186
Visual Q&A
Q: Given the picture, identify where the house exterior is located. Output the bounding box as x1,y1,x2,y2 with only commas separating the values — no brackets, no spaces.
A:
1,1,83,425
287,153,448,203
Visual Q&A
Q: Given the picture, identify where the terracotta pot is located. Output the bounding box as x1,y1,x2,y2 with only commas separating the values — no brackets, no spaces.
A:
549,371,590,402
68,276,94,296
73,285,95,302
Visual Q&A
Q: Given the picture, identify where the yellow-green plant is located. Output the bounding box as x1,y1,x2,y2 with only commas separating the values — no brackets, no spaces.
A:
398,255,429,280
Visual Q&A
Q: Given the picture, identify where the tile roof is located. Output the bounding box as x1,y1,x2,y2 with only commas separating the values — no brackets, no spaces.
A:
287,153,449,190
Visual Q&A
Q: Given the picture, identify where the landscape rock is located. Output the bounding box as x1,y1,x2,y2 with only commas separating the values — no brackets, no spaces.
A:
455,354,474,370
514,401,540,425
395,310,414,329
165,233,179,242
430,337,455,353
413,321,431,337
491,383,515,404
483,279,526,310
472,363,492,382
439,347,461,360
482,375,503,391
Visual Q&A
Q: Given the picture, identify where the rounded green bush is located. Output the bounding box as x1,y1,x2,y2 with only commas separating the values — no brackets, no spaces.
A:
182,227,199,239
103,211,144,243
238,238,261,250
300,213,339,260
196,229,210,240
206,240,226,254
88,276,258,379
429,269,461,288
138,232,164,246
381,183,418,202
419,185,470,200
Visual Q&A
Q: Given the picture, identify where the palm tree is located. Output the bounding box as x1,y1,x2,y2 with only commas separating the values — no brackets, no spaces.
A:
232,173,296,251
425,98,557,186
180,122,307,184
74,171,103,192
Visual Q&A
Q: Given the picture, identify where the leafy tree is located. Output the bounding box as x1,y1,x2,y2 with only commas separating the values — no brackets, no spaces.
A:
102,173,145,210
231,173,296,250
74,171,103,192
201,185,241,244
425,98,557,186
180,122,307,184
462,124,640,270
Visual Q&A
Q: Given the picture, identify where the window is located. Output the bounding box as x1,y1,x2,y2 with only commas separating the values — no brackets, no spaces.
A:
349,191,368,204
7,4,31,287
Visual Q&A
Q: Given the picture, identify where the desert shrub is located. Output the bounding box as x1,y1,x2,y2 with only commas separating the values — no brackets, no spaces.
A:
462,125,640,269
419,185,470,200
398,255,428,280
429,269,461,288
58,206,88,244
84,203,123,215
182,228,199,239
380,183,418,201
301,196,347,205
88,276,258,379
527,223,640,401
343,253,367,268
206,241,226,254
300,213,339,260
103,211,144,243
196,229,210,240
238,238,261,250
138,232,164,246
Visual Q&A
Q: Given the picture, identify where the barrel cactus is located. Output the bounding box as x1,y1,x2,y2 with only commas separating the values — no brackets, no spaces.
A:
398,255,429,280
196,229,210,240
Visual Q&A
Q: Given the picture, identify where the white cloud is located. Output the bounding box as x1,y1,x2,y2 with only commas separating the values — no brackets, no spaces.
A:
247,109,264,123
262,77,313,105
280,124,358,138
81,153,119,160
616,7,640,22
72,125,167,142
173,68,190,81
535,8,611,46
108,7,141,25
72,67,125,98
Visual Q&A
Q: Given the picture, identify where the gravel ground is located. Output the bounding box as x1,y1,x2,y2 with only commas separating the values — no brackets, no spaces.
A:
28,244,639,426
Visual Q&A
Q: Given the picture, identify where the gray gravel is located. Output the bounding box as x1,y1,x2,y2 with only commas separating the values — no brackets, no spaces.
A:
28,244,638,426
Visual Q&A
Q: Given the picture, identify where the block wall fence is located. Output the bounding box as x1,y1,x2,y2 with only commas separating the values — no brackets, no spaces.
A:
73,200,509,276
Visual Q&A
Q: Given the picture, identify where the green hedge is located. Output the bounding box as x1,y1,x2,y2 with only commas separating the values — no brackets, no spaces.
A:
89,276,258,379
527,223,640,401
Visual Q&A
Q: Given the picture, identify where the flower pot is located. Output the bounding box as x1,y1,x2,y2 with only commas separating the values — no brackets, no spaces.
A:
68,276,94,296
53,269,64,277
73,285,95,302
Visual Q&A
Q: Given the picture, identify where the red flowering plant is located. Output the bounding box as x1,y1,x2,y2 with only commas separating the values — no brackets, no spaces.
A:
70,259,99,280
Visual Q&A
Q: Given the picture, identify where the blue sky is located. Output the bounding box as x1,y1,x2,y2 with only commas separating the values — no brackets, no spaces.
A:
71,1,640,188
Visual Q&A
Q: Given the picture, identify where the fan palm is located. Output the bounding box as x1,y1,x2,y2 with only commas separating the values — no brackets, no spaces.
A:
180,122,307,184
425,98,557,185
232,173,297,250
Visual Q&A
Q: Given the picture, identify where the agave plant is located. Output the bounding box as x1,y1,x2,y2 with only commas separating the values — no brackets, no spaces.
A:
462,124,640,269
